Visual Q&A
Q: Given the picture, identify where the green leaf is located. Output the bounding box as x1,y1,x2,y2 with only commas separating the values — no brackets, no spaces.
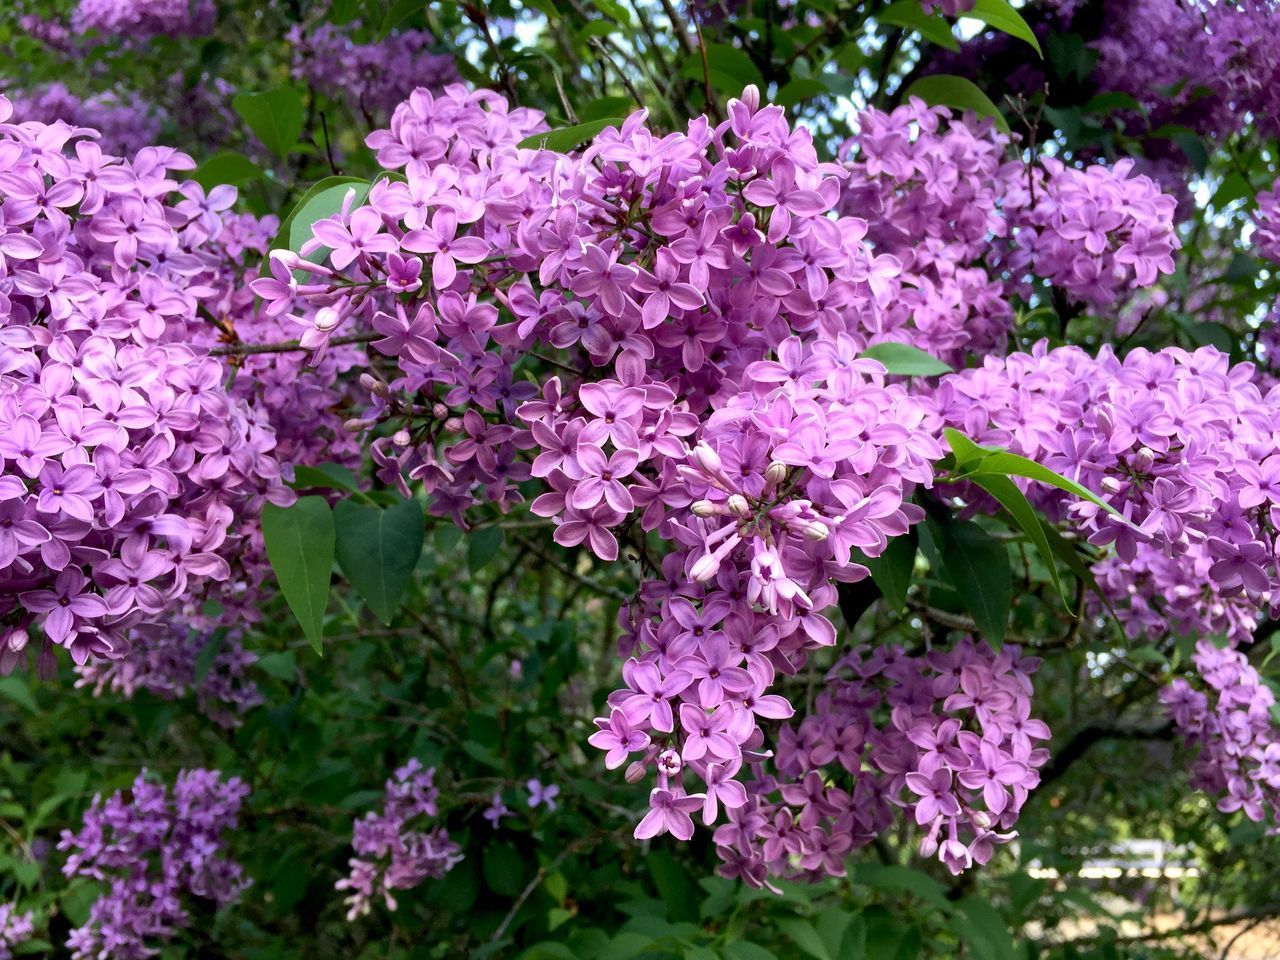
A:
518,118,625,152
483,843,526,897
854,864,951,912
233,87,304,159
904,76,1010,133
334,497,425,625
724,945,781,960
942,427,987,469
290,463,360,493
262,496,335,654
780,919,832,960
775,77,830,108
852,533,916,611
949,898,1018,960
876,0,960,52
0,677,37,713
959,0,1042,55
969,473,1066,606
680,43,766,93
858,342,953,376
579,95,634,121
972,452,1125,521
1082,91,1144,115
256,650,297,681
269,175,370,255
190,150,262,190
376,0,424,37
1212,172,1253,209
941,520,1010,647
1151,125,1208,175
468,526,506,573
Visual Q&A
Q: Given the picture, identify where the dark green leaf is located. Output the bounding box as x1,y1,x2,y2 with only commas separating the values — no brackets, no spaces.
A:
468,526,505,573
904,76,1010,133
334,498,424,625
193,630,226,684
262,496,335,653
949,898,1018,960
724,945,781,960
483,843,526,897
518,118,626,152
290,463,360,493
852,533,916,612
941,520,1010,647
191,150,262,190
780,919,832,960
876,0,960,51
680,43,766,93
1212,172,1253,208
256,650,297,681
960,0,1042,55
969,473,1066,606
579,95,634,121
858,342,953,376
0,677,36,713
854,864,951,912
233,87,304,159
776,77,831,108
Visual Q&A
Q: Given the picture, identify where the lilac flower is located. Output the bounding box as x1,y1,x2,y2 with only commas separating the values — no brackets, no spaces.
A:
526,779,561,811
635,788,704,841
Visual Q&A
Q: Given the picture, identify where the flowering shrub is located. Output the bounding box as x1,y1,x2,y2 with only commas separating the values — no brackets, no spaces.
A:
5,0,1280,957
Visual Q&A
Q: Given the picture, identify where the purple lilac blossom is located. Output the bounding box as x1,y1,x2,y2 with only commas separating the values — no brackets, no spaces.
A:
0,905,34,960
337,760,462,920
58,769,250,960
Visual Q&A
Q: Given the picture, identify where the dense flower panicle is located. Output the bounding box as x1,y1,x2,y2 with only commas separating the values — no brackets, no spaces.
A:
72,0,215,39
58,769,250,960
337,760,462,920
256,80,1193,879
0,905,34,960
712,640,1048,882
1162,641,1280,826
933,342,1280,642
288,22,459,118
0,94,295,672
8,83,163,157
839,99,1179,365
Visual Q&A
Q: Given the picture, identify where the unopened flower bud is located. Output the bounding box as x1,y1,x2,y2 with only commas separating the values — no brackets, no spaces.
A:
692,499,718,517
359,373,390,397
444,417,463,433
1134,446,1156,470
624,761,648,784
657,749,683,778
803,520,829,542
314,306,341,332
1101,476,1124,494
691,443,722,475
393,429,412,447
270,248,300,270
765,461,788,485
344,418,371,432
432,404,449,419
727,494,750,517
972,810,993,829
689,552,721,582
5,628,28,653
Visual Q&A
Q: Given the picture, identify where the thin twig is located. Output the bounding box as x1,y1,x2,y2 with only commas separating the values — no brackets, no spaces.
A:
209,331,377,357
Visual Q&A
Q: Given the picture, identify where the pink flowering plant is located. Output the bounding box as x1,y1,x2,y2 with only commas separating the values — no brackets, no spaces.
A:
4,0,1280,957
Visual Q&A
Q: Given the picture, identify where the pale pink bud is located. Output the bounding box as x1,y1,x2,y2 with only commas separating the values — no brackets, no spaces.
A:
270,248,300,270
314,307,341,332
691,443,722,475
689,552,721,582
727,494,750,517
765,461,788,485
803,520,829,542
393,429,412,447
624,761,647,784
692,499,719,517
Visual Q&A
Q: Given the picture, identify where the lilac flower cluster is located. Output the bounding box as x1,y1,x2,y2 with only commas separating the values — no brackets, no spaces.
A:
337,760,462,920
0,905,34,960
1163,641,1280,825
58,768,250,960
709,641,1048,883
1254,179,1280,266
74,622,263,727
0,95,295,672
839,100,1178,359
7,84,163,157
1019,157,1179,307
288,22,459,118
933,342,1280,642
251,81,1192,881
72,0,215,39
